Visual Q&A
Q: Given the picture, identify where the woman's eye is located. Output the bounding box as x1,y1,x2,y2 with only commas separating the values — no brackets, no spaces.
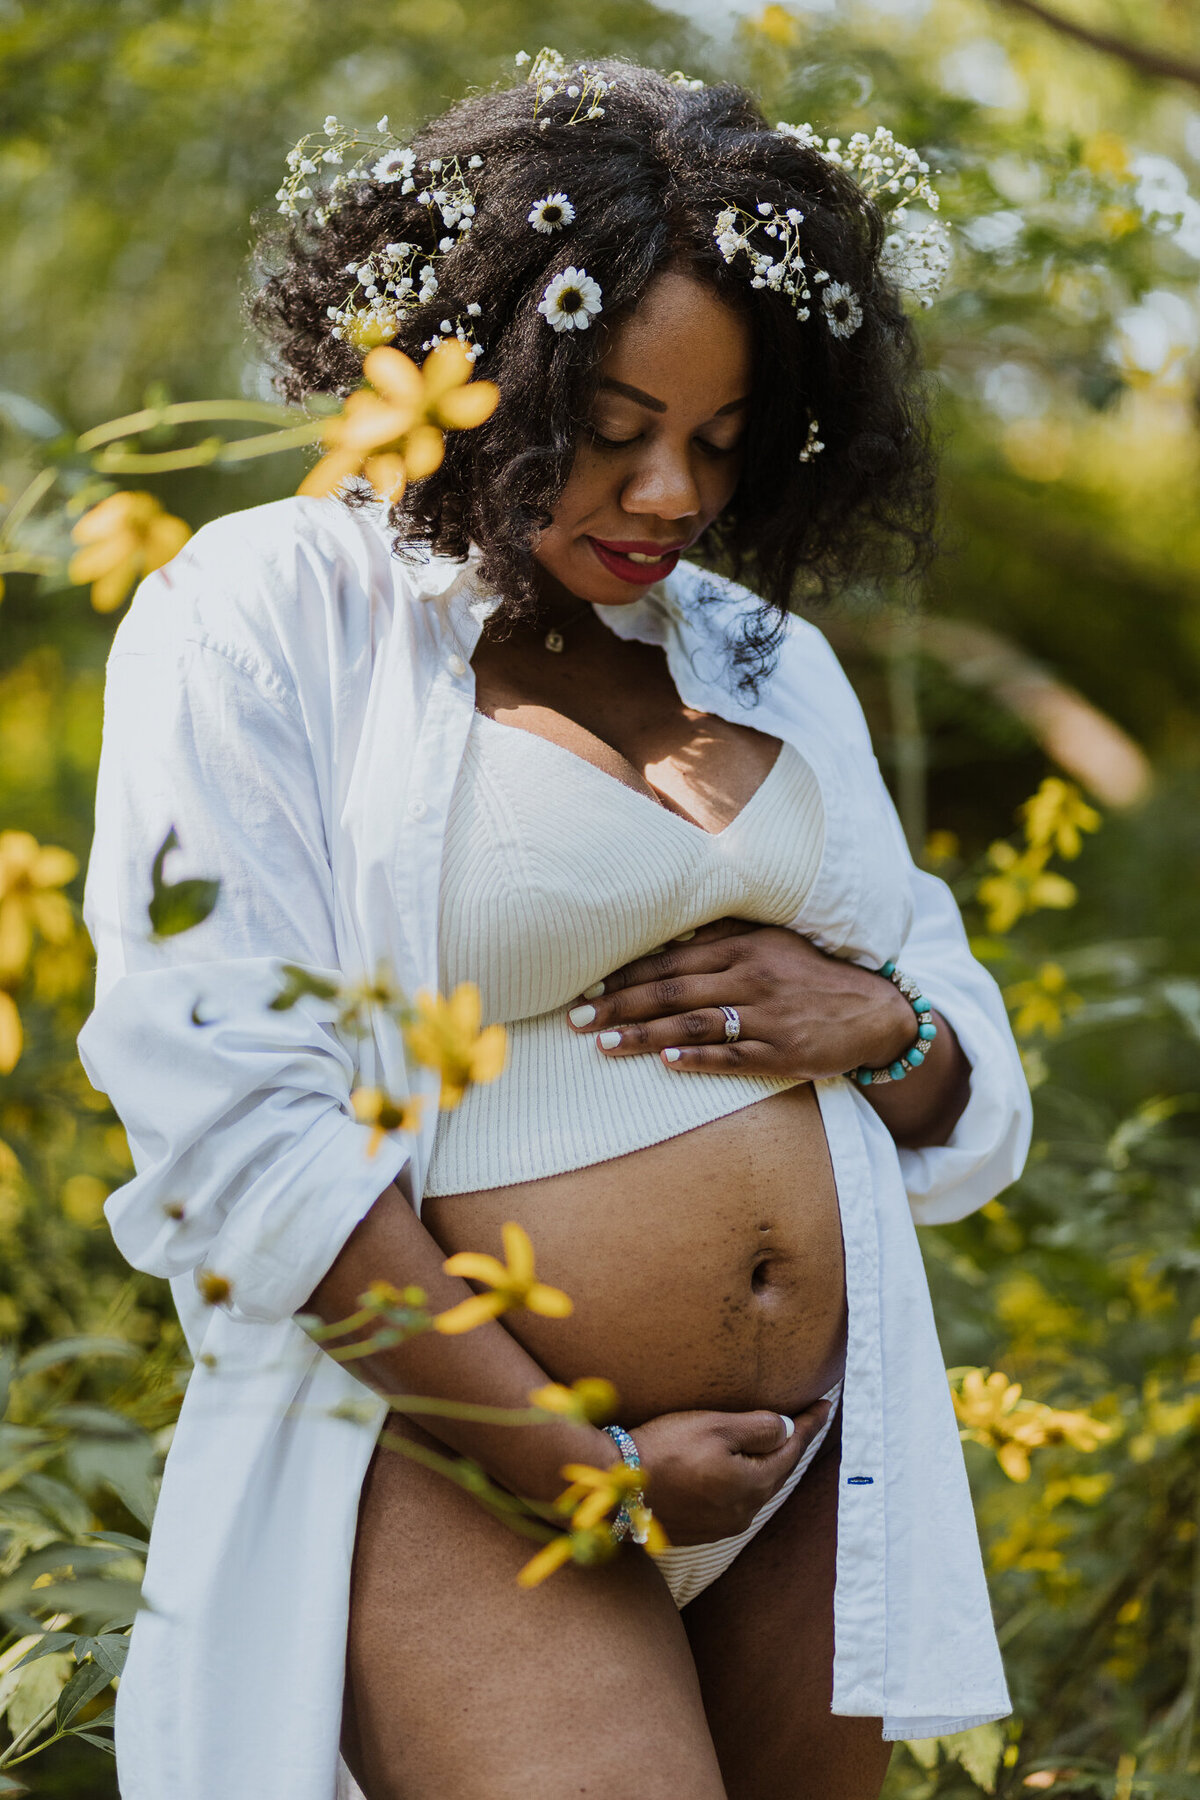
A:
588,426,640,449
697,437,743,458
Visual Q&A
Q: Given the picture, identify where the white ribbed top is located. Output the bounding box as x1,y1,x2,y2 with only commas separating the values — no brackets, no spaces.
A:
423,712,825,1196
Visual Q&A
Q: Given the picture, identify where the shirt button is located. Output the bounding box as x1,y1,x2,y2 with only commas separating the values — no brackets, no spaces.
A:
408,798,428,821
446,653,467,677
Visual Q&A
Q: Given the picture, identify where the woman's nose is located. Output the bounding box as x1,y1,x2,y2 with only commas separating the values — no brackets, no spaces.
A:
620,449,702,521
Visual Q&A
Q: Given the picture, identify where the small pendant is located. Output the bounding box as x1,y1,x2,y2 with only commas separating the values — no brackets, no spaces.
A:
544,628,565,654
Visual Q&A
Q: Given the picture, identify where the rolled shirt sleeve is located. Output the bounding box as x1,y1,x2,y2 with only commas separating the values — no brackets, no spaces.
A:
77,567,410,1327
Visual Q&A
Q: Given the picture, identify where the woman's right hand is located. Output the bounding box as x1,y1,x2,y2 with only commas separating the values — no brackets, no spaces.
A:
630,1398,833,1546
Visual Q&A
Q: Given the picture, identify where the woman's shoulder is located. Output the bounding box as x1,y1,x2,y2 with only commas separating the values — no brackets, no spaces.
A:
108,495,448,702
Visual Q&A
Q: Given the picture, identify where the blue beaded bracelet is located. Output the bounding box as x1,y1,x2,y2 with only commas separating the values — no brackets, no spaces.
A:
602,1422,648,1544
846,959,938,1087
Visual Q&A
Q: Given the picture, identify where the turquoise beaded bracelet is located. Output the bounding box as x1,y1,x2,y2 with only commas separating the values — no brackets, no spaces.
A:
846,960,938,1087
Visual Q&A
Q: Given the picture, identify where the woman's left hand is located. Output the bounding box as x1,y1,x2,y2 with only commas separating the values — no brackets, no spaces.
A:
566,917,919,1081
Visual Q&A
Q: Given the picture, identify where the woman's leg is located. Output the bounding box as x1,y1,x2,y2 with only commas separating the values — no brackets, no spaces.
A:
342,1416,729,1800
683,1415,893,1800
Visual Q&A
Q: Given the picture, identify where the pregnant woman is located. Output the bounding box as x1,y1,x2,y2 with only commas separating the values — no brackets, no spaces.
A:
77,54,1032,1800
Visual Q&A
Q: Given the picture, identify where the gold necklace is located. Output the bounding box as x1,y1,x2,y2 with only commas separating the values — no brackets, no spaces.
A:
541,598,592,654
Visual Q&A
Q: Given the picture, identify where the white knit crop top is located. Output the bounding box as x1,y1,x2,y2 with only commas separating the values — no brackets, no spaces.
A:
423,712,826,1196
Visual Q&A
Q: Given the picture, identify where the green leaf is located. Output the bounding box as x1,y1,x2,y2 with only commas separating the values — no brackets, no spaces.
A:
64,1430,158,1529
17,1337,139,1379
68,1726,117,1755
54,1656,114,1729
947,1722,1006,1793
0,1774,30,1796
268,962,343,1011
85,1530,149,1556
5,1650,71,1742
0,1344,15,1421
147,826,220,938
11,1632,79,1671
74,1634,128,1680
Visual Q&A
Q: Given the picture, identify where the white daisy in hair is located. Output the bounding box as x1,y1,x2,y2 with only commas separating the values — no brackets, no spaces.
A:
538,266,603,332
528,192,575,233
822,280,863,338
372,147,416,183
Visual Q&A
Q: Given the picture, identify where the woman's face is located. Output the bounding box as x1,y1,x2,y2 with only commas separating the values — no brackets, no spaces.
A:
531,267,752,607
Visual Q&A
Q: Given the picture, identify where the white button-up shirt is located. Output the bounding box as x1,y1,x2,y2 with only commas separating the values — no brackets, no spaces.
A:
77,496,1032,1800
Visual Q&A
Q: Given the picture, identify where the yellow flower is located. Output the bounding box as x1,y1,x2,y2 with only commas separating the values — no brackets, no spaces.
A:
0,991,22,1074
516,1523,616,1589
976,842,1077,934
434,1221,571,1335
1019,778,1102,860
1004,961,1083,1038
753,3,801,45
923,828,960,869
297,340,499,504
349,1086,425,1157
952,1368,1112,1482
1082,132,1130,181
555,1460,646,1530
0,830,78,983
528,1377,619,1425
404,982,507,1110
68,490,191,613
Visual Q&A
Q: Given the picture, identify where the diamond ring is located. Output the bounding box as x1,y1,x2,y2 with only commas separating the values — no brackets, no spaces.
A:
719,1005,741,1043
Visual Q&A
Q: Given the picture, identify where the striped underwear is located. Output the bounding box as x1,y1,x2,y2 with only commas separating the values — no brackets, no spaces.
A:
647,1380,843,1609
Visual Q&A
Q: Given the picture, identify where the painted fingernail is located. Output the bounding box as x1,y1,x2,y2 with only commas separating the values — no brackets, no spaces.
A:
598,1030,622,1050
779,1414,796,1440
568,1004,596,1027
583,981,605,999
673,928,696,942
663,1047,682,1063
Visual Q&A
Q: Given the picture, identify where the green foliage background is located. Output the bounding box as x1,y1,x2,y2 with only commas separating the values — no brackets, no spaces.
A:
2,0,1200,1793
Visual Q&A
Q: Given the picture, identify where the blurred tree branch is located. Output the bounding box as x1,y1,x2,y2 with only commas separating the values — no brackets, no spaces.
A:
989,0,1200,92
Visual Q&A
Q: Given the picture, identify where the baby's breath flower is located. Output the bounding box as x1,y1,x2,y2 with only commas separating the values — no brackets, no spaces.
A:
324,115,339,134
528,192,575,234
822,280,863,338
538,266,603,332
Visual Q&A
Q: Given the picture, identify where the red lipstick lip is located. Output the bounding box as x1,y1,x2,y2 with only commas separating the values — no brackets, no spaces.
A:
586,537,686,585
591,539,689,555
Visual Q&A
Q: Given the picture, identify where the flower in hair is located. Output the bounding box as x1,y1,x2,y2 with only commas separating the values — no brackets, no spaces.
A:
797,416,825,462
373,147,415,183
538,266,603,332
522,47,614,123
528,192,575,234
714,204,812,321
822,281,863,339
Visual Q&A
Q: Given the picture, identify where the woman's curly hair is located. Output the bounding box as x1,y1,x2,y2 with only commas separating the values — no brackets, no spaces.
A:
250,58,937,691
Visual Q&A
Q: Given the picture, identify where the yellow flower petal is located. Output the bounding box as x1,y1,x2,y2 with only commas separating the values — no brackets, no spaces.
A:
469,1022,508,1084
29,846,78,888
997,1442,1032,1482
0,991,22,1073
402,422,446,481
516,1534,574,1589
501,1221,535,1287
435,381,500,430
432,1291,508,1334
143,514,191,573
90,560,141,613
362,453,407,503
525,1280,573,1319
297,445,367,499
363,345,426,415
572,1488,619,1531
0,898,32,980
441,1250,510,1286
31,892,75,947
421,337,473,400
634,1508,670,1552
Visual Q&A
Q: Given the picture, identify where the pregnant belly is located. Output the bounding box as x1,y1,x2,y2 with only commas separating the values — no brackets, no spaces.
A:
420,1084,846,1426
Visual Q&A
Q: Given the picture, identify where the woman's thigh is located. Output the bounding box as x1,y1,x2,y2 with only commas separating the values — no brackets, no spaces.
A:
682,1418,893,1800
343,1417,729,1800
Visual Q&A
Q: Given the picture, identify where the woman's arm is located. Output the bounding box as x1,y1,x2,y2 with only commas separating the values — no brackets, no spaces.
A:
302,1177,614,1503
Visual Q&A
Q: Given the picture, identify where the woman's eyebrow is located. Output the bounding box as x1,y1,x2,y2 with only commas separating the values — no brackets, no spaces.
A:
598,378,751,419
